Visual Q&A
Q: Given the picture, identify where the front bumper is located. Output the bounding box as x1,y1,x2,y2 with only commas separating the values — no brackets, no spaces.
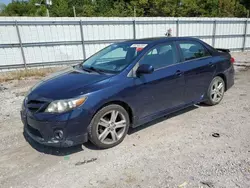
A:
23,124,88,147
21,108,90,147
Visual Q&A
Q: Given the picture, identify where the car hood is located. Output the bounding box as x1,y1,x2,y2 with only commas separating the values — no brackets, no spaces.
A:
28,67,112,100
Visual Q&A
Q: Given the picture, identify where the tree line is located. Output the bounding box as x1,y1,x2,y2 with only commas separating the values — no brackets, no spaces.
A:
0,0,249,17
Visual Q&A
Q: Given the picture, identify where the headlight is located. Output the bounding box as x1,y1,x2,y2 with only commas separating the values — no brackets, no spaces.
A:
45,97,87,113
22,97,27,111
22,96,28,106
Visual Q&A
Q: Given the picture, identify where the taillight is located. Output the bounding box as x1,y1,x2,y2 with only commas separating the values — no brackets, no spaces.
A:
230,57,235,64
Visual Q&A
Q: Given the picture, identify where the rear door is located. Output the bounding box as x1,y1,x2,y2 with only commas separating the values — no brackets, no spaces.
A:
177,40,216,103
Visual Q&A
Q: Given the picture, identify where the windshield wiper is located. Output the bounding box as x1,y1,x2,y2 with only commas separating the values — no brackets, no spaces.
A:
81,65,104,74
88,66,104,74
80,66,91,73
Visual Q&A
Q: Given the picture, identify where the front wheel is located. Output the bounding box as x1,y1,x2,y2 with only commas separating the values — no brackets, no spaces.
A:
88,104,130,149
205,76,225,105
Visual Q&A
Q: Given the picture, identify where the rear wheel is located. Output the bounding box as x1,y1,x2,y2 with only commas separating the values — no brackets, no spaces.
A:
88,104,130,149
205,76,225,105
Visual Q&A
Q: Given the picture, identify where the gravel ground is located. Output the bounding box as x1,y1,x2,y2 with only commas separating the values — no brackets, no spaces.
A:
0,66,250,188
231,52,250,63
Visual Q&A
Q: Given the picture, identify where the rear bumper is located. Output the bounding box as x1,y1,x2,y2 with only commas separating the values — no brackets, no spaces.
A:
225,65,235,91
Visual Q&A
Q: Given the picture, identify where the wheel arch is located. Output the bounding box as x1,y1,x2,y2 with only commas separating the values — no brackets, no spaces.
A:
94,100,134,126
215,73,227,91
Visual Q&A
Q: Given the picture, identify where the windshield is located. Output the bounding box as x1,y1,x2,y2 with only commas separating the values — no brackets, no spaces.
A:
82,43,147,73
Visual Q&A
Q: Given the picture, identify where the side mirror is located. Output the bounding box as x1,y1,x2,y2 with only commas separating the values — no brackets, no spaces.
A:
136,64,154,75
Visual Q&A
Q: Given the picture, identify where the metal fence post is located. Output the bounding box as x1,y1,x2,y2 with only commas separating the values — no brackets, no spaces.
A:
243,19,248,52
79,20,86,60
133,20,136,39
15,20,27,69
212,20,217,47
176,19,179,37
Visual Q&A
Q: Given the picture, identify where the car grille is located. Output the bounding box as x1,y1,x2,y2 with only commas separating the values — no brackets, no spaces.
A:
26,100,48,113
27,124,43,139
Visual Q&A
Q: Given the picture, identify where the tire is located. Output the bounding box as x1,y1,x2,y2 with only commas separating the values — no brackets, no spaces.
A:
88,104,130,149
205,76,225,106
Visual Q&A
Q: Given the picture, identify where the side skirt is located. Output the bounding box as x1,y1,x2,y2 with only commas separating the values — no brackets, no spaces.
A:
131,100,204,128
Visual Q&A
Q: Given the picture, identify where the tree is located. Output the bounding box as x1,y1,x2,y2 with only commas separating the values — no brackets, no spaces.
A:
0,0,249,17
217,0,247,17
241,0,250,10
0,0,46,16
49,0,69,17
108,1,134,17
0,3,6,13
1,1,36,16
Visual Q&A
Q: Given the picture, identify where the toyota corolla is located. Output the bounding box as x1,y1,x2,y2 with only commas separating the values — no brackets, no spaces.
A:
21,37,234,149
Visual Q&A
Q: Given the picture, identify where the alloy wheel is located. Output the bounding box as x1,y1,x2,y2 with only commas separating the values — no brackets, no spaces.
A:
210,78,225,103
96,110,127,145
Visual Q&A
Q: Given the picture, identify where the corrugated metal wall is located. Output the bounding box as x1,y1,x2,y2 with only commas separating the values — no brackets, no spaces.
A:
0,17,249,69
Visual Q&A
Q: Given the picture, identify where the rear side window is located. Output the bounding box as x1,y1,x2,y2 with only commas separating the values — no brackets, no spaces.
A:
139,43,177,69
179,41,210,61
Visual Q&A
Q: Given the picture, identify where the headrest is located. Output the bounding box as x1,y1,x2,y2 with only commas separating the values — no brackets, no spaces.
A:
189,45,199,52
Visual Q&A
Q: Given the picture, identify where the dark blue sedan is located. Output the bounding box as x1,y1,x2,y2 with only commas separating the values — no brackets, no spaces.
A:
21,37,235,149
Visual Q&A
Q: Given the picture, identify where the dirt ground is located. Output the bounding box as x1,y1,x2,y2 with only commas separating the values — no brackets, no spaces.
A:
231,51,250,64
0,66,250,188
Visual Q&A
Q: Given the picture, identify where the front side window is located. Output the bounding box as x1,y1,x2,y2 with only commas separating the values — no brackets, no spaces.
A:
139,43,177,69
82,43,147,73
179,41,210,61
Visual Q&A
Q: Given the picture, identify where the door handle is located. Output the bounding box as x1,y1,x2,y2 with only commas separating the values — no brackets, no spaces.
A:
175,70,183,76
209,62,215,67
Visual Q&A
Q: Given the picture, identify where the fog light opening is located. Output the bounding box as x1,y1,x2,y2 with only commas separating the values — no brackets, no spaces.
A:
54,130,64,140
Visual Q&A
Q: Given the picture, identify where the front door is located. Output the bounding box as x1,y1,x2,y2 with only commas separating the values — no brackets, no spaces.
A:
128,42,186,120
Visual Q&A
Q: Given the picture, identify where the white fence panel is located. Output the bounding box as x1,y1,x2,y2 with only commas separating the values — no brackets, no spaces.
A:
19,25,81,43
136,22,177,38
135,18,177,38
83,23,133,41
216,22,245,35
0,25,19,44
0,17,249,69
245,37,250,48
24,45,83,64
179,22,213,37
215,36,244,49
0,48,23,65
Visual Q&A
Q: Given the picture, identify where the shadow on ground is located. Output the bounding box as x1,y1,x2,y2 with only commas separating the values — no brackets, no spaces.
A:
23,131,84,156
23,105,199,155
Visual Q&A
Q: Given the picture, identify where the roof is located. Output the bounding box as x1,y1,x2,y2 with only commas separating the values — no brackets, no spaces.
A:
124,37,199,44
